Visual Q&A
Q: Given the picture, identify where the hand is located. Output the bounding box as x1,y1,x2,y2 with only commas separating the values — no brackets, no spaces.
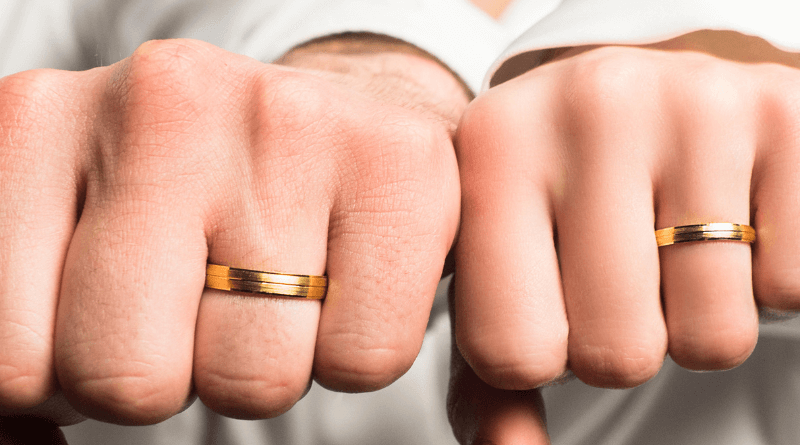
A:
449,31,800,443
0,35,467,428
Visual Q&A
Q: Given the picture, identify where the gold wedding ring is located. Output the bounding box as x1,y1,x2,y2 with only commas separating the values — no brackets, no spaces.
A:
205,264,327,299
655,223,755,247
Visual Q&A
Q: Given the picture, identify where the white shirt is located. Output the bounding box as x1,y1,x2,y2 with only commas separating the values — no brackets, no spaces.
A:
488,0,800,87
0,0,508,92
3,1,800,444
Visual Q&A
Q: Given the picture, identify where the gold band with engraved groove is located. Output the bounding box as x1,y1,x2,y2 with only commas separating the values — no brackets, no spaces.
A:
655,223,755,248
206,264,327,287
205,264,327,299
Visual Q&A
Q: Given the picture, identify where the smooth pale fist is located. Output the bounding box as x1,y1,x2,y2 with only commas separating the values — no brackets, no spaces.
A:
454,44,800,392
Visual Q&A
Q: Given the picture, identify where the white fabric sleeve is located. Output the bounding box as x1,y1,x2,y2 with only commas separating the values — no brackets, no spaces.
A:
488,0,800,88
0,0,83,77
69,0,510,93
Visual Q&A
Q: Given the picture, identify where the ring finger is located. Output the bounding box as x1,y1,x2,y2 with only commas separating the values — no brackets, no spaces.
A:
656,80,759,371
193,148,332,419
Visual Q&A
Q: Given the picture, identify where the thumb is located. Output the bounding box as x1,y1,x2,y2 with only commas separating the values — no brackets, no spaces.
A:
447,276,550,445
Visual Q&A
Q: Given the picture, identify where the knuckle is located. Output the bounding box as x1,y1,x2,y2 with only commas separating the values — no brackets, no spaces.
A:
59,353,188,424
68,374,185,424
315,339,414,392
0,69,87,180
255,70,333,134
680,59,746,117
252,69,455,199
669,320,758,371
125,39,211,94
70,377,165,423
0,69,59,108
0,70,65,141
759,71,800,137
567,47,652,114
337,113,452,214
455,91,515,165
248,70,341,166
365,115,443,180
0,317,53,407
457,324,568,389
385,113,444,157
456,85,555,196
98,41,228,179
0,362,52,409
349,101,440,158
107,40,214,138
570,335,666,388
195,369,307,419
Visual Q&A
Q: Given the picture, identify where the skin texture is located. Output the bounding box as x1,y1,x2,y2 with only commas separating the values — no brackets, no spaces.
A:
0,35,468,437
448,31,800,444
3,23,798,445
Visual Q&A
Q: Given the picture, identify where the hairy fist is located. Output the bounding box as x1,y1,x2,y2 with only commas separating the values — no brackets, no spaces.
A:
0,37,465,425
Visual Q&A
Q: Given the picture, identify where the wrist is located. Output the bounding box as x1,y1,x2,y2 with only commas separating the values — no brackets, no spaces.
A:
276,33,472,134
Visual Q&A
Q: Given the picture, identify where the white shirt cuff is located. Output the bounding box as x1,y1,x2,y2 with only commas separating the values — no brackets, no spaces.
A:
487,0,800,88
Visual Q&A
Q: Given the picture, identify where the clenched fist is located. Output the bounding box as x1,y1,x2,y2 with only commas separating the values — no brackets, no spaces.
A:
0,35,467,427
449,31,800,444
